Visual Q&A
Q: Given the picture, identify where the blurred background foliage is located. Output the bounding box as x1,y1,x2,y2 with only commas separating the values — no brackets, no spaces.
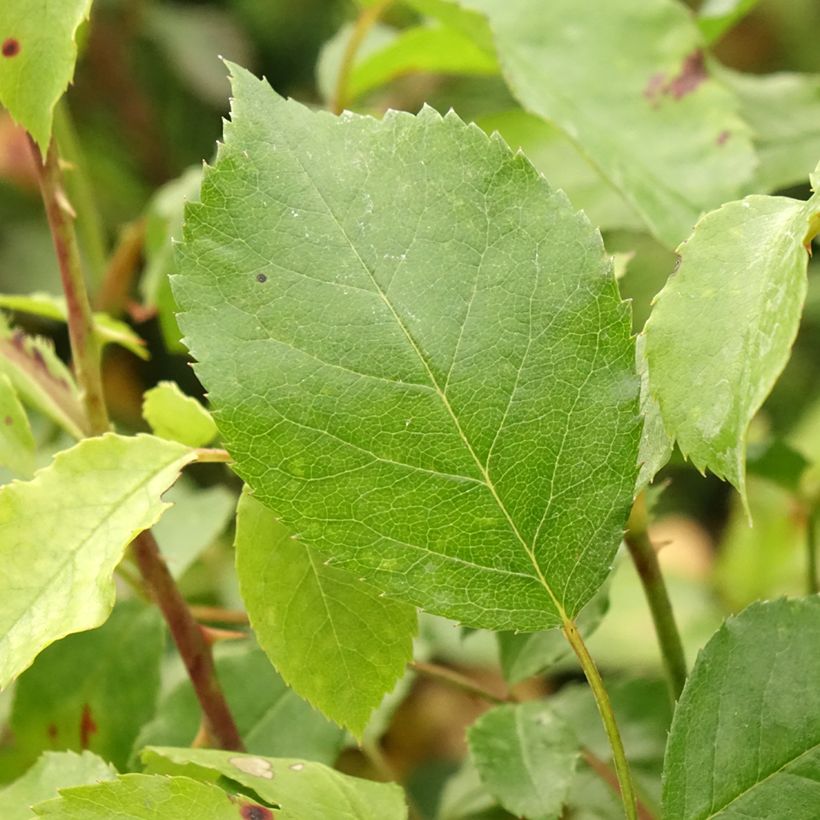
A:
0,1,818,816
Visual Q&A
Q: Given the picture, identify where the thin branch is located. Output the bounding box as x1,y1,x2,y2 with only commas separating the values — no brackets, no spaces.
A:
625,493,687,702
411,661,510,705
190,605,250,625
195,447,232,463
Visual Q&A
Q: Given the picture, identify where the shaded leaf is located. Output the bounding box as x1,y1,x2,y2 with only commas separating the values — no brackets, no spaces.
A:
236,490,417,736
0,372,35,477
142,381,217,448
663,597,820,819
0,0,92,149
0,751,116,820
142,746,408,819
174,64,639,632
0,433,195,688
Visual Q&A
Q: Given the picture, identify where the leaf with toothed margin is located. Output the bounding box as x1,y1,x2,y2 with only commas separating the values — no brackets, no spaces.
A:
235,489,417,737
644,168,820,506
0,433,196,689
0,0,93,151
141,747,409,820
173,63,640,632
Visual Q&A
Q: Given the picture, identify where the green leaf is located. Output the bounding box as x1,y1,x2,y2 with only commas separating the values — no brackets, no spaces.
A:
0,0,92,150
0,293,148,360
0,433,195,689
142,381,217,448
0,751,116,820
698,0,759,44
635,333,672,491
235,490,417,737
717,66,820,192
468,701,580,819
0,315,87,439
0,372,35,477
644,178,820,502
174,64,640,632
404,0,495,54
461,0,755,247
142,747,409,820
8,603,163,774
663,597,820,819
133,642,345,765
497,584,609,686
33,774,263,819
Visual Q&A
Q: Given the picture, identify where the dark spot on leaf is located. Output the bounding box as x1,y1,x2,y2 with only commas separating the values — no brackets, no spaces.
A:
643,72,665,104
47,723,58,741
716,130,730,146
3,415,12,425
2,38,20,58
665,50,707,100
79,704,97,748
240,806,273,820
256,273,268,283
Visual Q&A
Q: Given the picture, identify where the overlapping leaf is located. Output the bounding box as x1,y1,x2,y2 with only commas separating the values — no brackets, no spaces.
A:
174,64,640,632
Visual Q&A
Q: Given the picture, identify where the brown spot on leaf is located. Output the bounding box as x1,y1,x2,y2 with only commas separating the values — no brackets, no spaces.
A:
47,723,58,741
643,72,665,103
716,130,730,146
240,806,273,820
3,415,12,425
2,38,20,58
665,50,707,100
79,704,97,748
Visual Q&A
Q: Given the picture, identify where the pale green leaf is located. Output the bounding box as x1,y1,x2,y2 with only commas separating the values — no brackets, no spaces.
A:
236,490,417,737
405,0,495,54
9,603,163,773
0,752,116,820
142,381,217,448
142,747,409,820
468,701,580,819
0,315,86,439
0,372,35,477
461,0,756,247
663,597,820,819
174,64,639,632
33,774,261,819
0,433,195,689
717,66,820,192
644,180,820,501
133,641,345,765
0,0,92,149
347,24,498,103
698,0,759,44
0,293,148,360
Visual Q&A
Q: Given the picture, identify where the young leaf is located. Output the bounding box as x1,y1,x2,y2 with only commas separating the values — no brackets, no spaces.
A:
142,381,217,448
663,597,820,819
0,0,93,150
9,603,163,773
697,0,759,44
236,490,417,737
0,433,195,689
134,642,345,765
468,701,580,819
142,747,409,820
644,174,820,503
32,774,262,819
0,372,35,477
0,316,87,439
174,64,640,632
0,751,116,820
460,0,755,247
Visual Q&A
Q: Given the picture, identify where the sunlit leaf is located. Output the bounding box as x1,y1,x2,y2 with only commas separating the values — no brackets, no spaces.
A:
0,372,35,477
142,381,217,448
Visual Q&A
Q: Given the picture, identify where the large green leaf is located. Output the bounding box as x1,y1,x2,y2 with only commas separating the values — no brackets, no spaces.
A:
644,176,820,501
0,0,92,150
142,747,408,819
468,701,579,819
461,0,755,247
663,597,820,819
0,752,115,820
174,64,639,632
9,603,163,774
236,491,417,737
133,642,344,765
33,774,264,819
0,433,195,689
0,372,35,477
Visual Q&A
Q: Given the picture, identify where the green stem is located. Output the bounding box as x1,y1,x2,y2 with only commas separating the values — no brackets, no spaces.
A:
807,506,818,595
625,494,687,702
331,0,393,114
563,619,638,820
411,660,509,704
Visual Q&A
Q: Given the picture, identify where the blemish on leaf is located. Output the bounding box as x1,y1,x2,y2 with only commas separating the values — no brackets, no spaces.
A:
1,38,20,58
229,755,274,779
46,723,58,741
288,762,305,772
240,806,273,820
665,50,707,100
3,415,12,425
256,273,267,283
716,130,730,146
79,704,97,748
643,72,665,103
